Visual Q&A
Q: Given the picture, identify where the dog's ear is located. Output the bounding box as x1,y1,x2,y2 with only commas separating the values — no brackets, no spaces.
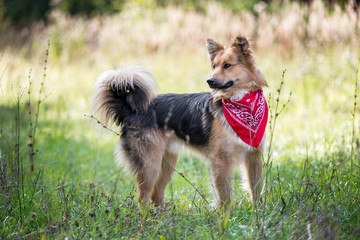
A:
207,38,224,61
232,36,251,56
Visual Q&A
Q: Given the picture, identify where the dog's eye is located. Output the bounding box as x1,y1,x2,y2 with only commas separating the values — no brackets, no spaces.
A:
212,64,215,69
223,63,231,69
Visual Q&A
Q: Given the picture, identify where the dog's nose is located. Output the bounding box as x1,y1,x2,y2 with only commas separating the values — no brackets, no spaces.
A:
207,78,216,85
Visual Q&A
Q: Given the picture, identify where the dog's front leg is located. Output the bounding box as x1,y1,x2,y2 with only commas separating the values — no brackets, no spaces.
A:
243,148,263,203
210,159,234,211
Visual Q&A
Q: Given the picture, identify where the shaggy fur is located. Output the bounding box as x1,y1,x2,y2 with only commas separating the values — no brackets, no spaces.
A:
91,36,268,210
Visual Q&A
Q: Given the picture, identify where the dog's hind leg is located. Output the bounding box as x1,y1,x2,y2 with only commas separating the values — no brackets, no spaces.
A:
129,132,166,206
135,152,163,206
151,150,178,206
243,148,263,203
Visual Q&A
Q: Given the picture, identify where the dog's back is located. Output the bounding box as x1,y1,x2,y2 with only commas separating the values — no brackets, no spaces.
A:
129,93,215,145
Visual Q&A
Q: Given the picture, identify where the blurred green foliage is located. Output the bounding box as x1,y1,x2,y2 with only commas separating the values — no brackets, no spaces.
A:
0,0,264,27
58,0,125,16
218,0,263,13
0,0,358,27
1,0,51,25
0,0,266,27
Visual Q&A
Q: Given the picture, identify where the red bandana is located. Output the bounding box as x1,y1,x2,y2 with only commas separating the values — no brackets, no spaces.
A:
222,90,268,148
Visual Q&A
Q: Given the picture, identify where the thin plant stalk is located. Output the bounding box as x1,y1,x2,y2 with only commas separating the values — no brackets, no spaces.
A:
350,58,359,166
261,70,291,233
31,40,50,171
27,68,35,171
12,86,26,223
266,70,292,164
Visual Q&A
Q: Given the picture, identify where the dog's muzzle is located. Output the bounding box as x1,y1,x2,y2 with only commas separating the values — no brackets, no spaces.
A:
207,78,234,90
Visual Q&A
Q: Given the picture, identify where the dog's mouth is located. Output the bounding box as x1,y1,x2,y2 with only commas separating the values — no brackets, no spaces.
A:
207,79,236,90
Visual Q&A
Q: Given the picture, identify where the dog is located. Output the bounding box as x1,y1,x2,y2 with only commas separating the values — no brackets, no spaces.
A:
91,36,268,210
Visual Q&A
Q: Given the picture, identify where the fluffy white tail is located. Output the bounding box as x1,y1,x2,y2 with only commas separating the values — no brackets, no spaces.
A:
91,64,157,126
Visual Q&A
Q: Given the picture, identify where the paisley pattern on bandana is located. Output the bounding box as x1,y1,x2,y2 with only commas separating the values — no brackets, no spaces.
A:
222,90,268,148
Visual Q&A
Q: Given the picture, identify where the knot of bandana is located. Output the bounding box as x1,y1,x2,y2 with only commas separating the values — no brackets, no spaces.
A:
222,89,268,148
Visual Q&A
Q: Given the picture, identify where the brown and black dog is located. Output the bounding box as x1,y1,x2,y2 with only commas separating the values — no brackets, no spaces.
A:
91,36,268,210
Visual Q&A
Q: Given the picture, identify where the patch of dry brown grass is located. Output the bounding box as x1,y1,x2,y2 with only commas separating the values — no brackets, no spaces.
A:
1,0,359,60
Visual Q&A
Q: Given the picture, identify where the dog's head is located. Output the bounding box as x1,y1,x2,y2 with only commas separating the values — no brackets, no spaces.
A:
206,36,268,100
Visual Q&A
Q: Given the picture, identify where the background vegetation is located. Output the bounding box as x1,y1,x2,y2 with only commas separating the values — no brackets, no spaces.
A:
0,0,359,239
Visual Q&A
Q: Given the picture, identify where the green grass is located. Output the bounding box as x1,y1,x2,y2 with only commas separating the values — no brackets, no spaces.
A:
1,106,359,239
1,4,360,239
1,49,359,239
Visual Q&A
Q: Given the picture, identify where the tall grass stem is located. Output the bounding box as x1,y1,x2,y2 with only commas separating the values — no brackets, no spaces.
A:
31,40,50,171
350,57,359,166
